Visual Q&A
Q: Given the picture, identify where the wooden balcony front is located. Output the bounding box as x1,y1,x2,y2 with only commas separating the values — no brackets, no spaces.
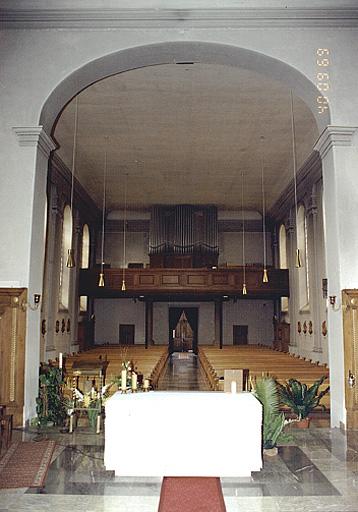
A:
79,267,289,300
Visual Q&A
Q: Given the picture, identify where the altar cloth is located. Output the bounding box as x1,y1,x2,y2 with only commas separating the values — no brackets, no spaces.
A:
104,391,262,477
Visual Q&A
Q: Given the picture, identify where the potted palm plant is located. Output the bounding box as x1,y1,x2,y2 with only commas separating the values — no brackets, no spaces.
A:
253,376,292,455
277,376,330,428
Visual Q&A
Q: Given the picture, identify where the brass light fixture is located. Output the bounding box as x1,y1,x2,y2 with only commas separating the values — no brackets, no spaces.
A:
66,96,78,268
121,173,128,292
260,136,269,283
241,172,247,295
290,90,302,268
98,142,107,288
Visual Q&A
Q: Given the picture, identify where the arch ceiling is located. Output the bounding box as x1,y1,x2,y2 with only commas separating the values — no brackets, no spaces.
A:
54,62,318,213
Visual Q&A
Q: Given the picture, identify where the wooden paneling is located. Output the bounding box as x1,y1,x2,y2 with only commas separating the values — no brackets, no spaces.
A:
342,290,358,429
212,274,229,285
0,288,27,427
187,274,206,286
139,274,155,285
162,275,180,285
79,267,289,299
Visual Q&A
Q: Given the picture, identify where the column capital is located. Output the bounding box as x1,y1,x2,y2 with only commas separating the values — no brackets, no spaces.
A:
314,125,358,160
307,187,318,217
13,126,57,158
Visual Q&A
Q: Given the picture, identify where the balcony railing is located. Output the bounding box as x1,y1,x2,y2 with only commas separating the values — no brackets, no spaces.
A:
79,267,289,299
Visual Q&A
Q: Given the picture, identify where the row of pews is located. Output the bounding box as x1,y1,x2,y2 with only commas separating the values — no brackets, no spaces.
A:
198,345,330,409
64,345,168,392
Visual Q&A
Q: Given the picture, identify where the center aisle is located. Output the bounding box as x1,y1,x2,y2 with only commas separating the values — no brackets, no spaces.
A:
157,352,211,391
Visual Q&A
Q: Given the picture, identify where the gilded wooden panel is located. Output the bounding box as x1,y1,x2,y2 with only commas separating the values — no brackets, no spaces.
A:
0,288,26,427
342,289,358,430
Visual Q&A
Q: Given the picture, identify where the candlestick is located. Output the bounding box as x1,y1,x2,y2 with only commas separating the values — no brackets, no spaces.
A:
121,369,127,392
172,329,175,338
131,372,137,391
231,381,237,394
96,414,101,434
59,352,63,370
143,378,150,391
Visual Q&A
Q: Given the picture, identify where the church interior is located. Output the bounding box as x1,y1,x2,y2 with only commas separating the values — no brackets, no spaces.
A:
1,1,358,511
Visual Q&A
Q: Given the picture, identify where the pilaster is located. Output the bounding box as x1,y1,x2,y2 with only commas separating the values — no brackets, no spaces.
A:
287,213,297,347
307,184,322,354
314,125,358,428
11,125,56,422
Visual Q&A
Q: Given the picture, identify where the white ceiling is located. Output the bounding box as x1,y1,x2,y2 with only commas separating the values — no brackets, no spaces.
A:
54,62,318,214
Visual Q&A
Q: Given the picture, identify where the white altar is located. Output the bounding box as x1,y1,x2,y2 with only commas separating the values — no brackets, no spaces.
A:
104,391,262,477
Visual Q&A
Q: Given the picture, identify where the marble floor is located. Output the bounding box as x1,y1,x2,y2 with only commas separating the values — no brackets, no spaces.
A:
1,354,358,511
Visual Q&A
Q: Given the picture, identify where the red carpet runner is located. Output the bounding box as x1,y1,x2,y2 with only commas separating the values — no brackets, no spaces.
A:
158,477,227,512
0,440,56,489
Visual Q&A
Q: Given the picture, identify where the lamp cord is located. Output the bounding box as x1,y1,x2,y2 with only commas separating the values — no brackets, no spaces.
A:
260,136,267,270
241,172,246,285
100,145,107,273
69,96,78,235
122,173,128,283
290,90,299,251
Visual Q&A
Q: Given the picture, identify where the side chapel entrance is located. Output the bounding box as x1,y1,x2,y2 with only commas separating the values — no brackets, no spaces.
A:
169,307,198,354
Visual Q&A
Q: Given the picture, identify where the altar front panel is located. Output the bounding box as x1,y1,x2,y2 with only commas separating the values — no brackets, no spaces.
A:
104,391,262,477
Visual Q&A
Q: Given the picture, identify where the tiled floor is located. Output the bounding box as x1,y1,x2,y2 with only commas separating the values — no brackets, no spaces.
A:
1,354,358,511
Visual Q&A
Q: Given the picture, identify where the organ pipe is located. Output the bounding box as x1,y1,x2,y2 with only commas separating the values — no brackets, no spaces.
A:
149,205,218,256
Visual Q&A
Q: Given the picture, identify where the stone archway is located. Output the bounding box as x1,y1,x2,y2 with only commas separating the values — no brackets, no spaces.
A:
40,41,330,136
30,40,332,424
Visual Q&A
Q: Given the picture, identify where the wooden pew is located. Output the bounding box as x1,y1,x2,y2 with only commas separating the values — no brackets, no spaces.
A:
64,346,168,393
198,345,330,409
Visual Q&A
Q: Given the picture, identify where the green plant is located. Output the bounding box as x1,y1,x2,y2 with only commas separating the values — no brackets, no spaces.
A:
36,363,67,427
277,376,330,420
87,399,101,429
253,376,289,450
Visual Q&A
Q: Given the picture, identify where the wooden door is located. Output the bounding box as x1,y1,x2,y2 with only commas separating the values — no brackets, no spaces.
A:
342,290,358,429
0,288,27,427
169,307,198,354
119,324,135,345
233,325,248,345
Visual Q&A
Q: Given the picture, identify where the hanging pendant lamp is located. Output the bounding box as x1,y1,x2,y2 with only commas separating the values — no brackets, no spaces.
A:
260,136,269,283
121,173,128,292
290,90,302,268
241,172,247,295
98,142,107,288
66,96,78,268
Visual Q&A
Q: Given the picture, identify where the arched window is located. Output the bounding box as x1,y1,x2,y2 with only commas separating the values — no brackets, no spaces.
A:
297,205,309,309
80,224,90,312
81,224,90,268
279,224,289,312
59,205,72,310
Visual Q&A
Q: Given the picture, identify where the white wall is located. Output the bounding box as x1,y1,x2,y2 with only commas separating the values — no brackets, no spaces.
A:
223,300,274,345
94,298,145,344
153,302,215,345
219,232,272,266
153,300,274,345
102,232,149,267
